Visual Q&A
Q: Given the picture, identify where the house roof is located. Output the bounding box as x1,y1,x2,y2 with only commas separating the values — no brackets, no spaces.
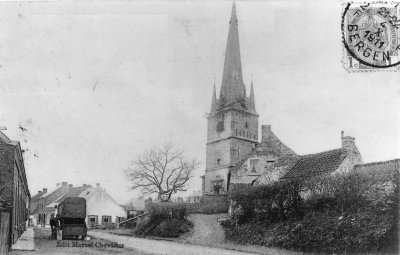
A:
121,205,136,211
283,148,348,179
31,193,42,201
0,131,12,144
56,186,88,204
354,159,400,173
230,175,259,184
231,131,298,175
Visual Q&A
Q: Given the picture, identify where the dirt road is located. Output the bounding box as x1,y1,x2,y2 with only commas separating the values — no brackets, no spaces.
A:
89,231,255,255
9,228,150,255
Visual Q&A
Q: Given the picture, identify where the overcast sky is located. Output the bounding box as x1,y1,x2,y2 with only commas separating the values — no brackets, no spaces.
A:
0,0,399,204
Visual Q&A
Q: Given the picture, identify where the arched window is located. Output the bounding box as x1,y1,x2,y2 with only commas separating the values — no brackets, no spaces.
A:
217,121,224,132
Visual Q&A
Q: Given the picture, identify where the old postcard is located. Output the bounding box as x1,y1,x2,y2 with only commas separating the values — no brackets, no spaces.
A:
0,0,399,254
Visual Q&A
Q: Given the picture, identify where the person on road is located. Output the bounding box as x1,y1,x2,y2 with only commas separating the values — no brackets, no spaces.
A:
50,214,56,238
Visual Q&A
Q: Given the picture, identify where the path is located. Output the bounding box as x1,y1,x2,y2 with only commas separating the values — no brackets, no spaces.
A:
185,214,225,246
89,231,255,255
11,227,35,251
184,214,302,255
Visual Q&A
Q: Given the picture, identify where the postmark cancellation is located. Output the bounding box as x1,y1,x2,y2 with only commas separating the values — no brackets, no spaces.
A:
342,2,400,71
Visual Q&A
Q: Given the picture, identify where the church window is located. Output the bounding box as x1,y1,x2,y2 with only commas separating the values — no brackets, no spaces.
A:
211,180,224,194
231,147,240,159
231,120,238,129
245,122,249,129
217,121,224,132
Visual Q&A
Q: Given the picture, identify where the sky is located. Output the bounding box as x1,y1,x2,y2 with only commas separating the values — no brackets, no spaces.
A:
0,0,399,204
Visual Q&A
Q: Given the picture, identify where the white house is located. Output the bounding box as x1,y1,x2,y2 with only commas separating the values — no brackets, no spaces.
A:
78,183,126,228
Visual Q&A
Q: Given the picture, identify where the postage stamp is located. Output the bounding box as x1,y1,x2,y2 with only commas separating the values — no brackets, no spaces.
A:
342,2,400,71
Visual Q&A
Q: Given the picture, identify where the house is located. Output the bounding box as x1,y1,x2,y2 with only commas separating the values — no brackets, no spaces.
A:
280,131,363,181
43,184,89,225
120,204,136,219
0,130,30,253
36,182,70,227
230,125,298,187
79,183,126,228
34,182,125,228
29,188,47,226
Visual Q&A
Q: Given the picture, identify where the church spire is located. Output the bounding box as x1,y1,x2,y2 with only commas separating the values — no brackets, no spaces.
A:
220,1,246,106
249,79,255,111
210,79,217,112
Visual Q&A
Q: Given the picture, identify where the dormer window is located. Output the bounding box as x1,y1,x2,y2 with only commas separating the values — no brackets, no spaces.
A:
248,159,259,174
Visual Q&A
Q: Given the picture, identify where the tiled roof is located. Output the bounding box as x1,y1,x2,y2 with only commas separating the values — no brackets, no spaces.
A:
231,132,297,175
56,186,88,204
283,148,348,179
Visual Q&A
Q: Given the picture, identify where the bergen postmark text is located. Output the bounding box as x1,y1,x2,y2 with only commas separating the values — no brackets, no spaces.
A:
342,2,400,71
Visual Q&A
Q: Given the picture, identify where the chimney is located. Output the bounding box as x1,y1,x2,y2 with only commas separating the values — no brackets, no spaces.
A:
62,182,67,186
43,188,47,194
96,183,100,188
38,191,43,196
341,131,356,151
261,125,272,143
69,184,73,188
83,184,87,189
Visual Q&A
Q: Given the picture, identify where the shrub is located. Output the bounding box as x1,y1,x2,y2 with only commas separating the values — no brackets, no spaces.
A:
152,218,193,237
224,170,399,254
134,202,192,237
229,180,303,225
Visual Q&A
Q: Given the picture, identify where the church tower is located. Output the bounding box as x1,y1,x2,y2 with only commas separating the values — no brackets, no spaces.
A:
203,2,259,195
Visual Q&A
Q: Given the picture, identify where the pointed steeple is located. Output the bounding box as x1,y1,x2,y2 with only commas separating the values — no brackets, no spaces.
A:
220,1,246,106
210,80,217,112
249,79,255,111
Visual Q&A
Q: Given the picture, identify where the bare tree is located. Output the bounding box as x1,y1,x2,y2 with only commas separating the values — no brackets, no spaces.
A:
126,143,200,202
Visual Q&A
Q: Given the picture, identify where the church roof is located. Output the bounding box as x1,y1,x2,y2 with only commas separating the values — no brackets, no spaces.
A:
210,2,256,115
283,148,348,179
220,1,246,106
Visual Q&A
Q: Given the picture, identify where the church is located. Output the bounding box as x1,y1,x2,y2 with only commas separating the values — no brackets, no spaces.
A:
201,2,369,195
